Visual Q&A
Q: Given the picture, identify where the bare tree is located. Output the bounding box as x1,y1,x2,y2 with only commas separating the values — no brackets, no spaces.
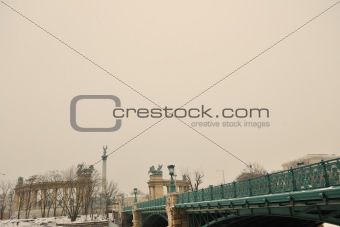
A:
47,170,62,217
235,162,267,182
62,166,83,221
15,177,25,219
62,164,99,222
102,181,119,218
181,168,204,191
36,174,49,218
0,180,15,219
83,169,100,218
9,164,103,220
24,175,38,218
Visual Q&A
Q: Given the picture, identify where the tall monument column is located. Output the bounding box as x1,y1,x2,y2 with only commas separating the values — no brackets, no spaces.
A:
102,145,108,194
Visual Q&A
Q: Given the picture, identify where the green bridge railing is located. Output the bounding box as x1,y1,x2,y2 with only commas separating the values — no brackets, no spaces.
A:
124,205,132,212
124,158,340,211
123,196,166,212
178,158,340,203
137,196,166,209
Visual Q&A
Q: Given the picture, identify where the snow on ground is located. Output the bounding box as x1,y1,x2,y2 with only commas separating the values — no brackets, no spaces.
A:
0,217,338,226
0,215,108,227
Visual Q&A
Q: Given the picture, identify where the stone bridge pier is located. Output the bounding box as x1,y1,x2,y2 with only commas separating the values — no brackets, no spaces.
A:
132,204,142,227
132,192,185,227
166,193,187,227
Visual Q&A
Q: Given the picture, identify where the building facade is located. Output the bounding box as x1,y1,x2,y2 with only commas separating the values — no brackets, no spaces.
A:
282,154,340,170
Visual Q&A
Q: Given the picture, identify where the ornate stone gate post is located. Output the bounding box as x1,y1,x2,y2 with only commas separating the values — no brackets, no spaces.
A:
132,203,142,227
166,193,187,227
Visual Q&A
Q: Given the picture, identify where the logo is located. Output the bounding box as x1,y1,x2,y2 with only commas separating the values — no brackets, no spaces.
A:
70,95,122,132
70,95,270,132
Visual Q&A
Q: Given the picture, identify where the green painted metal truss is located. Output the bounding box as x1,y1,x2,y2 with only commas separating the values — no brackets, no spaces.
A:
177,158,340,204
142,212,168,224
179,187,340,226
123,158,340,225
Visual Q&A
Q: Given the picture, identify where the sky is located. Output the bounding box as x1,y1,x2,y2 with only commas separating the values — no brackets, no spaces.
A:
1,0,340,199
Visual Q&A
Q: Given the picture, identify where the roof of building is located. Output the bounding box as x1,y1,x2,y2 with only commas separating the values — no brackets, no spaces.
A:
282,153,340,167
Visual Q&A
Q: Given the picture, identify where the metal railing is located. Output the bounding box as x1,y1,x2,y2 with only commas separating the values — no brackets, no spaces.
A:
178,158,340,203
137,196,166,209
123,158,340,210
123,196,167,211
124,205,132,212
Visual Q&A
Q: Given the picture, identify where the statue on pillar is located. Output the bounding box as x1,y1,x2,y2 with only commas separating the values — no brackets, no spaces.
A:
148,164,163,176
77,163,84,176
18,177,23,185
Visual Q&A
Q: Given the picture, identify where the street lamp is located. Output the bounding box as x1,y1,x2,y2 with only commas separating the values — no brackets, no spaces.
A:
133,188,137,203
217,170,225,184
121,195,125,209
167,165,176,193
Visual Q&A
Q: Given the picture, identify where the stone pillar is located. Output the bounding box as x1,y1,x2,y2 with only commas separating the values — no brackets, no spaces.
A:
22,191,26,208
32,190,38,209
63,186,68,208
52,189,58,208
132,203,142,227
149,186,152,199
149,186,154,200
166,193,187,227
148,175,164,200
13,190,20,210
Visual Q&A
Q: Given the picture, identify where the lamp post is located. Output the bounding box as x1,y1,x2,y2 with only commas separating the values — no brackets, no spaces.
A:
121,195,125,209
133,188,137,203
217,170,225,184
167,165,176,193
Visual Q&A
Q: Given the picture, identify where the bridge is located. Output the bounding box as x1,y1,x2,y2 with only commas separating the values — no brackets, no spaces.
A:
122,158,340,227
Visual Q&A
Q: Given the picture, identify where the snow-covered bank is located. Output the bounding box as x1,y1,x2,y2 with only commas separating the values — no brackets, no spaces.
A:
0,216,108,227
1,217,338,227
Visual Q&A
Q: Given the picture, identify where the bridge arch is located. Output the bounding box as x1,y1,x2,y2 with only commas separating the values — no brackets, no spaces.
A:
142,212,168,227
199,214,327,227
123,213,133,227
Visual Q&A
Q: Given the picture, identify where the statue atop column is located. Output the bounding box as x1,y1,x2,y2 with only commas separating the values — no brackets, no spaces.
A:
101,145,108,197
102,145,108,160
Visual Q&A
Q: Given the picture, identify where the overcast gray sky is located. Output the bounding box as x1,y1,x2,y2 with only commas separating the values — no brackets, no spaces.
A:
1,1,340,194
